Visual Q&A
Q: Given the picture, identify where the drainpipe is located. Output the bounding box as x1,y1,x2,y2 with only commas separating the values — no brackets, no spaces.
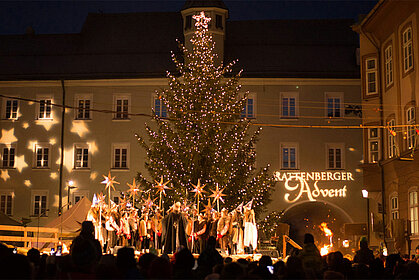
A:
58,80,66,216
359,27,387,250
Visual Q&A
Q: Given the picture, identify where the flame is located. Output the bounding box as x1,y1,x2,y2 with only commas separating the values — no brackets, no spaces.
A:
319,222,333,256
320,244,332,256
319,222,333,237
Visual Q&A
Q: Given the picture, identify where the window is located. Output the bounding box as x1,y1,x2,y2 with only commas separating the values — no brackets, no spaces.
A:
74,144,89,169
73,190,89,206
34,144,50,168
326,143,344,169
281,92,298,118
403,27,413,73
114,95,130,120
216,15,223,29
37,97,52,120
407,107,416,149
31,190,48,217
385,45,393,87
390,195,399,220
325,92,343,118
365,58,378,95
154,98,167,118
281,143,298,169
409,190,418,234
241,95,256,118
368,128,380,163
0,191,13,216
112,144,129,169
388,119,397,158
1,144,15,168
2,98,18,120
185,15,192,30
75,95,92,120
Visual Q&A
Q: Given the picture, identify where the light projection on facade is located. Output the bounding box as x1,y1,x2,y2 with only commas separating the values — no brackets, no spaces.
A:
14,155,28,173
274,171,353,203
0,128,18,143
71,121,90,137
1,170,10,181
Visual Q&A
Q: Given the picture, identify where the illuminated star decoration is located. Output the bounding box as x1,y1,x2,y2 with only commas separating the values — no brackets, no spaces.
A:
209,184,227,204
102,171,119,191
202,199,213,213
193,11,211,29
126,178,140,200
191,179,207,199
119,196,129,209
142,195,157,210
96,193,106,207
101,171,120,205
153,176,171,196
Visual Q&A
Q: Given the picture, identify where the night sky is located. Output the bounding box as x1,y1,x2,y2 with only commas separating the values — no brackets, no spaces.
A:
1,0,378,35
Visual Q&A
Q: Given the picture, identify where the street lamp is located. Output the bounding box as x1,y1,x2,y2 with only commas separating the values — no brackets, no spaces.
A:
67,180,76,210
362,189,370,243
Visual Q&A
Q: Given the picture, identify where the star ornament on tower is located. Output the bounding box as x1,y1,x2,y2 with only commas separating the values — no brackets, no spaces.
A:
193,11,211,29
154,176,171,196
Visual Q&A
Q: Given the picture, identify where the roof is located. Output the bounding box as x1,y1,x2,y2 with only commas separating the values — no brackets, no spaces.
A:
182,0,228,10
0,12,359,80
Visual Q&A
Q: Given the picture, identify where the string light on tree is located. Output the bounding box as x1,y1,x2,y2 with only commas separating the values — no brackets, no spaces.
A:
135,10,275,216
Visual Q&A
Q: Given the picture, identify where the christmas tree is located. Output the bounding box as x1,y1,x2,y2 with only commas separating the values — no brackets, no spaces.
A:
136,12,275,216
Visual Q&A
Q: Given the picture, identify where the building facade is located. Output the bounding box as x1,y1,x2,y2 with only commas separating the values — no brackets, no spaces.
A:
0,1,364,245
354,0,419,255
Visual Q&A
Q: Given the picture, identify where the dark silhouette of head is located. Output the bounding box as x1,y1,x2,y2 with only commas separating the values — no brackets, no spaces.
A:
80,221,95,237
304,233,315,244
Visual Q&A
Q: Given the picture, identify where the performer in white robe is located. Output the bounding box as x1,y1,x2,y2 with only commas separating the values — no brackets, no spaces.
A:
243,201,257,253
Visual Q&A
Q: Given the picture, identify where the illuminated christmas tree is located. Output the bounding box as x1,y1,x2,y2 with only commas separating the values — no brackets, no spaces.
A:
136,12,275,216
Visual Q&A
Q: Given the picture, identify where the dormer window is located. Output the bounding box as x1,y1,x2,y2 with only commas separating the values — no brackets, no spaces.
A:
185,15,192,30
216,15,223,29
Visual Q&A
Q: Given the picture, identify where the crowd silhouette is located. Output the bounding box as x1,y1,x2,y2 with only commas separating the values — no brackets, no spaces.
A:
0,223,418,279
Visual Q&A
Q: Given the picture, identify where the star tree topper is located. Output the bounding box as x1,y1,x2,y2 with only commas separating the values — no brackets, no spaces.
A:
193,11,211,29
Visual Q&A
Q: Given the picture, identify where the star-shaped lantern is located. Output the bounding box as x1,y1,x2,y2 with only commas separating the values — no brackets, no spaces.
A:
101,171,120,205
209,184,226,204
101,171,120,192
96,192,106,207
193,11,211,29
191,179,207,199
126,178,140,200
119,196,129,209
202,199,213,213
154,176,171,196
142,195,157,210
